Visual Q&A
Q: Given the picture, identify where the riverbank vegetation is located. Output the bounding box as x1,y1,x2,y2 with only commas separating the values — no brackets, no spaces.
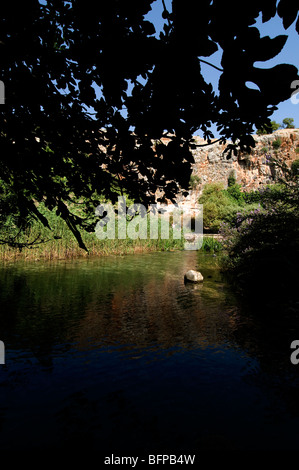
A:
0,229,222,262
0,202,177,260
218,157,299,305
0,196,223,260
1,0,299,258
198,176,259,233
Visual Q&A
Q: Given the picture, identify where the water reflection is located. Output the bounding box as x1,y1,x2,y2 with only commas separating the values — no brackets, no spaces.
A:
0,251,299,451
0,252,240,357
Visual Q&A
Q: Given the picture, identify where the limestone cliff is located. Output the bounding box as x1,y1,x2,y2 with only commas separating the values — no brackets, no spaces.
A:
191,128,299,191
174,128,299,210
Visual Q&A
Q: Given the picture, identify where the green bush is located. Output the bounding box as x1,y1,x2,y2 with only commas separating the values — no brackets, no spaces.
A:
220,162,299,305
243,189,261,204
272,138,282,149
189,174,201,190
201,237,223,252
291,159,299,176
199,182,245,232
282,117,295,129
256,121,280,135
226,183,245,204
227,170,236,187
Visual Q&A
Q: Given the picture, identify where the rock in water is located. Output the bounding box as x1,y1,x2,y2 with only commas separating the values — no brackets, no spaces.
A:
184,270,204,283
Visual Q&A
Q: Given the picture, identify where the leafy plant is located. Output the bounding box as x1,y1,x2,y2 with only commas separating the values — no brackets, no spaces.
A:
201,237,223,252
227,183,245,204
227,170,237,187
189,174,201,190
220,156,299,304
282,117,295,129
256,121,280,135
272,138,282,149
243,189,262,204
291,159,299,176
199,182,250,232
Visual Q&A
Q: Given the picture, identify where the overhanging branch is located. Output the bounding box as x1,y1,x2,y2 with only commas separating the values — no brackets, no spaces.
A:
193,137,224,147
198,58,223,72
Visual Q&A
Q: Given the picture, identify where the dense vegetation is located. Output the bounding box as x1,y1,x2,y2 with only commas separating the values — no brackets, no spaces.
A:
0,205,184,260
1,1,299,251
198,178,258,233
0,187,224,260
219,157,299,304
256,116,296,135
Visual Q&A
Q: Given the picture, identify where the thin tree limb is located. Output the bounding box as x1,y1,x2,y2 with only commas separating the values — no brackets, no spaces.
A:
198,58,223,72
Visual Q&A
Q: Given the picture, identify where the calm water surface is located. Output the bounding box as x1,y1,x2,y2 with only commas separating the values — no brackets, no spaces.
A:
0,250,299,452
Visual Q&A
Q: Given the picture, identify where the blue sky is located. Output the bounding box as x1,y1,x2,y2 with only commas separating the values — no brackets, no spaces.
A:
145,0,299,137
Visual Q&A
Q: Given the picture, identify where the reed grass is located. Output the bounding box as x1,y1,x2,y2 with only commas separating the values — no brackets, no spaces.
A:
0,207,222,261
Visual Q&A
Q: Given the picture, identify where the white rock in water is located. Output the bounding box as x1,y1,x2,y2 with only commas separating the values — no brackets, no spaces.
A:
184,270,204,283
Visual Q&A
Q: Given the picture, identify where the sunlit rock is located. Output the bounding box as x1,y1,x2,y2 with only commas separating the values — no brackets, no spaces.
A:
184,270,204,283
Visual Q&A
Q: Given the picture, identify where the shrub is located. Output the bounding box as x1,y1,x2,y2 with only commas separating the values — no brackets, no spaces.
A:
272,138,282,149
291,159,299,176
199,182,245,232
189,174,201,190
256,120,280,135
243,189,261,204
201,237,223,252
227,170,236,187
220,159,299,305
226,183,245,204
220,205,299,301
282,117,295,129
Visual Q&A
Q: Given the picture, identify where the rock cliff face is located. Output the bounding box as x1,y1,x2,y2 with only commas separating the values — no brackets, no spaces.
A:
173,128,299,211
191,128,299,191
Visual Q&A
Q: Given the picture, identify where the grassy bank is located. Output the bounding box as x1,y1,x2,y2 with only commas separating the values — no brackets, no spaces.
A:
0,208,223,261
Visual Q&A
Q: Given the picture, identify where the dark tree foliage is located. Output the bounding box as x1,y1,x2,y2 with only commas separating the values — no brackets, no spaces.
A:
0,0,298,249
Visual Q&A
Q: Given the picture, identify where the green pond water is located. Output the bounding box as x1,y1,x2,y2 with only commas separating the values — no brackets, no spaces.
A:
0,250,299,452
